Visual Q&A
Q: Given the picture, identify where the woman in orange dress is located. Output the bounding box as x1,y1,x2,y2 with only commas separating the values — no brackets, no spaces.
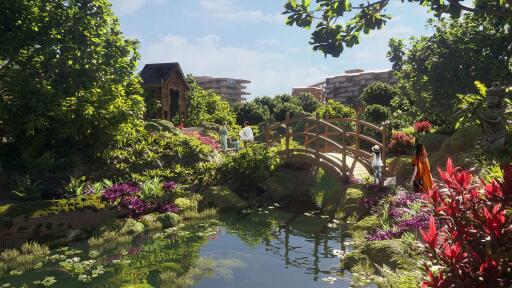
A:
408,144,434,193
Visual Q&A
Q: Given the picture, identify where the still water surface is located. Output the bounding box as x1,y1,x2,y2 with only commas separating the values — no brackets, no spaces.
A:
1,209,357,287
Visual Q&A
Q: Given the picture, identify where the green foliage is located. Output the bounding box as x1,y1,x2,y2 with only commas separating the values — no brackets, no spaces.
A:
315,99,356,119
283,0,512,58
363,104,391,124
183,76,236,127
218,143,282,198
295,93,321,113
10,175,42,201
0,242,50,275
88,230,133,252
253,96,276,113
157,213,181,229
359,82,398,107
0,194,106,220
455,81,487,129
140,177,164,201
273,101,304,122
144,119,176,133
0,0,146,166
388,15,512,128
103,131,213,185
63,176,87,198
232,102,270,126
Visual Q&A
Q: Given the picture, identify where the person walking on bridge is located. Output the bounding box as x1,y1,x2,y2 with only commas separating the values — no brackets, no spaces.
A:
408,144,434,193
371,145,384,185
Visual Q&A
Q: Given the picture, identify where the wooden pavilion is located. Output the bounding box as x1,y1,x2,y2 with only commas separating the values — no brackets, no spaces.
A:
140,63,189,122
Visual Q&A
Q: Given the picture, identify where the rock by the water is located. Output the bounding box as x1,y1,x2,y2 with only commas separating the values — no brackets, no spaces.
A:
157,212,181,229
203,186,248,211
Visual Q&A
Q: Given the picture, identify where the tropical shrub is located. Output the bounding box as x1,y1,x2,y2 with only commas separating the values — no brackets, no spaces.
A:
0,0,145,165
296,93,321,113
103,131,212,184
414,120,433,134
359,82,399,107
183,77,236,127
363,104,391,124
232,102,271,126
273,102,304,122
420,159,512,287
388,131,415,156
218,143,283,198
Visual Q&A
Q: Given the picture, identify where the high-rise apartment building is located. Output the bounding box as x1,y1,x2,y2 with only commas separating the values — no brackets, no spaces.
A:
193,76,250,105
325,69,396,105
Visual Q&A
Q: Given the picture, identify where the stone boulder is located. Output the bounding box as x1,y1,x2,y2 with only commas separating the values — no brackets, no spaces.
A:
342,239,405,271
119,218,145,235
157,212,181,229
203,186,248,211
418,133,448,152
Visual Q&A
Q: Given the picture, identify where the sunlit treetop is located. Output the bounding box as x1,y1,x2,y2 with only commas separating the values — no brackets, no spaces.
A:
283,0,512,57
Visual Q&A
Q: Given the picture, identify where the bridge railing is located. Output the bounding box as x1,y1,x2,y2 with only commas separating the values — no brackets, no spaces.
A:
264,111,389,174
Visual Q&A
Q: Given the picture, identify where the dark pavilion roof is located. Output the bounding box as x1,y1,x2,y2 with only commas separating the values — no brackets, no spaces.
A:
139,62,190,89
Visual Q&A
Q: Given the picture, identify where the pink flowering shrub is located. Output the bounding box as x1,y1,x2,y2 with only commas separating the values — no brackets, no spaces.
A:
388,131,415,156
414,120,433,134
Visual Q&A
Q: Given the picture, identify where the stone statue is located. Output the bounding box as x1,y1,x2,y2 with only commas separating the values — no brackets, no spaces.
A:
480,85,508,151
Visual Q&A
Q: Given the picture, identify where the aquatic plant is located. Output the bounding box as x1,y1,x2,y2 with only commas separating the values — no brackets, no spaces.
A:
87,230,133,252
0,242,50,275
181,208,218,220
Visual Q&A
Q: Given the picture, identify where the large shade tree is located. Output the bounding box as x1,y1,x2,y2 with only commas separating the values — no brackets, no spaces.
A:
0,0,145,168
388,14,512,127
283,0,512,57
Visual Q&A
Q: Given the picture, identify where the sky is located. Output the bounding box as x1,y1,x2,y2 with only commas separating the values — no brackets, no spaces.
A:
110,0,433,99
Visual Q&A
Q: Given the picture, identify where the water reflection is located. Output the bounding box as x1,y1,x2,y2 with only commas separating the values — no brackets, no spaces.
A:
196,209,353,288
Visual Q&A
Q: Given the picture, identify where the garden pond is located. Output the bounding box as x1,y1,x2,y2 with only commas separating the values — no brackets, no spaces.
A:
0,207,362,288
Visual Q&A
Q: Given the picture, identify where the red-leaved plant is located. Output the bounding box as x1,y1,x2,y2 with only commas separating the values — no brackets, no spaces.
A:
414,120,433,134
388,131,415,156
420,159,512,287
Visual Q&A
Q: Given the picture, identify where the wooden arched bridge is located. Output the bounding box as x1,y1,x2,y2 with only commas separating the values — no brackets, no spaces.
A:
263,112,389,179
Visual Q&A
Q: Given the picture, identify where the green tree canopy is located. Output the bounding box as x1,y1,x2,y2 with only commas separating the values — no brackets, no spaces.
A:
283,0,512,58
273,102,305,122
388,14,512,127
315,99,355,119
363,104,391,124
184,77,236,127
359,82,398,107
253,96,276,114
295,93,322,113
0,0,145,167
232,102,271,126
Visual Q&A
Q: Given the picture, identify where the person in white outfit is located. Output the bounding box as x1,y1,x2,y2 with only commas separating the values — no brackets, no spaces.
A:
239,121,254,148
371,145,384,185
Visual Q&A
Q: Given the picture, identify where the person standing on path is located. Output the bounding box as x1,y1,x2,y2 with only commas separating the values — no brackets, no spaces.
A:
371,145,384,185
408,144,434,193
239,121,254,148
219,122,228,151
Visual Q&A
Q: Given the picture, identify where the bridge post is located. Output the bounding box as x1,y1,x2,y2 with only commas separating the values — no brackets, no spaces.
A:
315,113,321,165
304,122,309,149
323,113,329,151
265,123,270,147
285,112,290,157
382,122,389,176
355,106,361,153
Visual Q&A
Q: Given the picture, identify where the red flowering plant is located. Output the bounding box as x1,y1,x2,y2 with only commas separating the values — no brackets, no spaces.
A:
388,131,415,156
190,132,220,150
420,159,512,287
414,120,433,134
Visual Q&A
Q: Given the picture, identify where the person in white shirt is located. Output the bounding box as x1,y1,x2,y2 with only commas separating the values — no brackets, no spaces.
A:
371,145,384,185
239,121,254,148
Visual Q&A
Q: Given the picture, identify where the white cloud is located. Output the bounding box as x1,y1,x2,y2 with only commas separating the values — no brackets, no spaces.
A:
199,0,285,23
110,0,163,16
141,34,334,98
